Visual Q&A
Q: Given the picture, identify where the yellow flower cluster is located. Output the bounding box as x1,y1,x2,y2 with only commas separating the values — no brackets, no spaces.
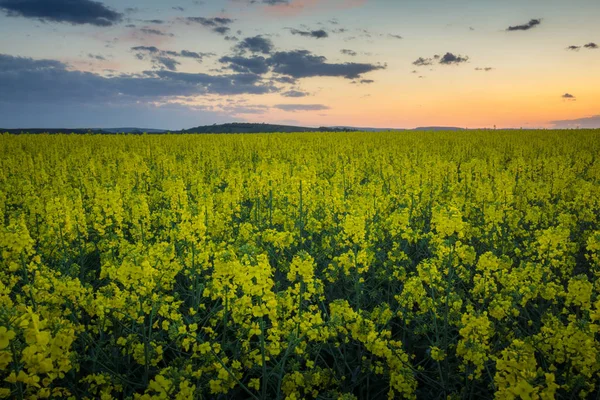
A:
0,129,599,398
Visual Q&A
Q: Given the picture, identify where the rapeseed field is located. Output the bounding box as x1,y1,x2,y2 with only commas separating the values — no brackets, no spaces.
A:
1,130,599,399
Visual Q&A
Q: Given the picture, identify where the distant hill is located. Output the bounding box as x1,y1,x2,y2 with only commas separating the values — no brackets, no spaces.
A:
1,123,467,134
317,125,466,132
329,126,403,132
178,123,355,133
181,124,465,133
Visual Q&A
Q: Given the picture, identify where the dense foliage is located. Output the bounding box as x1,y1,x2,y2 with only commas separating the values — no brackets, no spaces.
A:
1,130,599,399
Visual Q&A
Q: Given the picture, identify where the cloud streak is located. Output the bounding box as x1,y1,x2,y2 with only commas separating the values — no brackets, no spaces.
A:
281,89,309,97
245,0,367,17
413,53,469,67
181,16,234,35
290,28,328,38
274,103,329,111
132,46,213,71
506,19,541,31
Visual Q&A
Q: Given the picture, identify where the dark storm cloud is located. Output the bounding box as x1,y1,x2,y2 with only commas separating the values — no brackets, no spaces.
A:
584,42,598,49
340,49,357,56
0,53,277,103
274,104,330,112
566,45,581,51
0,0,122,26
290,29,329,39
235,36,274,54
439,52,469,65
506,19,541,31
219,55,270,74
267,50,385,79
281,90,309,97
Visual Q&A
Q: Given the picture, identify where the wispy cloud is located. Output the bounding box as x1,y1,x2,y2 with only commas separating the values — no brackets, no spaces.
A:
281,89,309,97
139,28,174,37
289,28,328,39
274,103,330,111
413,57,434,66
413,53,468,67
506,18,541,31
180,16,235,35
132,46,214,71
254,0,367,17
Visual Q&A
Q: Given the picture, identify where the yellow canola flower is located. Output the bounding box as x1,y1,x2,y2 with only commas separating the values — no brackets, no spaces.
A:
0,327,16,350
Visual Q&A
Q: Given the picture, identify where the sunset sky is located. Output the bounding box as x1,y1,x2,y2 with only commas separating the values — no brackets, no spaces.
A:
1,0,599,129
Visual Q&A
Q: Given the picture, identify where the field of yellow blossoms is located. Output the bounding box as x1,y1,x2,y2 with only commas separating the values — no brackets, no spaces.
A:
1,130,600,399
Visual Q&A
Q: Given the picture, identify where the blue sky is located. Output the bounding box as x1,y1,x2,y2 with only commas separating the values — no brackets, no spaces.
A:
1,0,599,129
